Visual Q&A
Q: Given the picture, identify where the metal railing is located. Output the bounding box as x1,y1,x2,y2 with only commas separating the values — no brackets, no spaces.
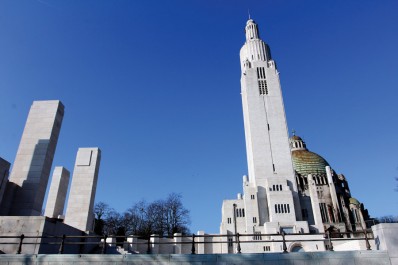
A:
0,230,373,255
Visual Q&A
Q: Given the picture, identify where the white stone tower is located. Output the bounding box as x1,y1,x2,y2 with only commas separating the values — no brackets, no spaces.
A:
240,19,301,223
219,20,323,253
65,148,101,232
1,100,64,216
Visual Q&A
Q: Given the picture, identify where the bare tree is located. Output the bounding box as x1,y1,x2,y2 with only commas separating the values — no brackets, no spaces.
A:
376,215,398,223
94,202,112,235
96,193,191,238
164,193,190,236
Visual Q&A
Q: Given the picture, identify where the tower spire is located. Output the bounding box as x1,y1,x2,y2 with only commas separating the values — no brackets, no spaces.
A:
245,19,260,41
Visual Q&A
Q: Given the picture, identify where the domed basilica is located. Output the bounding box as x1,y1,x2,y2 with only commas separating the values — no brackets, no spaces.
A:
290,134,370,234
217,18,371,253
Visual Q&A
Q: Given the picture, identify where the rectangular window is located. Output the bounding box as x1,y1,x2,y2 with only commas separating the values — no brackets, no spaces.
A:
257,67,268,95
227,217,232,224
253,232,262,240
320,203,329,223
236,208,245,218
253,217,257,223
228,238,233,247
258,80,268,95
281,227,294,234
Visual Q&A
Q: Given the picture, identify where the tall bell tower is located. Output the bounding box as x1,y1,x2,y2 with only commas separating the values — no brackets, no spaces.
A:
240,19,302,223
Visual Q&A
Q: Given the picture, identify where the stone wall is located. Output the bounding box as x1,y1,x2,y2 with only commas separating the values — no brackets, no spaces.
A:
0,216,99,254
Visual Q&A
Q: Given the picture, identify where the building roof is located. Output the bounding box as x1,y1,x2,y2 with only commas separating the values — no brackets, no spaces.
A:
290,135,303,141
349,197,360,205
290,135,330,176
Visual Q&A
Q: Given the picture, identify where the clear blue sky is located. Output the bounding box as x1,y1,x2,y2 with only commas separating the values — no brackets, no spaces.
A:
1,0,397,234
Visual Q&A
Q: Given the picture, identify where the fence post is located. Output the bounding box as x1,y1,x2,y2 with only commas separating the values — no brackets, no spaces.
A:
102,235,108,254
146,238,151,254
58,234,66,254
236,233,241,254
191,234,196,254
17,234,24,254
327,230,334,251
281,231,288,253
364,229,371,250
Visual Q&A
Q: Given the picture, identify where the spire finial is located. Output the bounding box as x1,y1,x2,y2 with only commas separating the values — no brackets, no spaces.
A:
248,9,251,20
292,129,296,136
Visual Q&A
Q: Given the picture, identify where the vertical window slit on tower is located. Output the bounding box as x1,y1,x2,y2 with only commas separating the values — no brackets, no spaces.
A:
272,164,275,172
257,67,268,95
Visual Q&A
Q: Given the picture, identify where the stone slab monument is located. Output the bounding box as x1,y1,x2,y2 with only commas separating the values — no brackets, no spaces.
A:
0,100,64,216
0,158,10,206
65,148,101,232
44,166,70,218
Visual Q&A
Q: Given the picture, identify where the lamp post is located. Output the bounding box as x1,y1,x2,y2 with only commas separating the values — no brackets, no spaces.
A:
233,203,238,253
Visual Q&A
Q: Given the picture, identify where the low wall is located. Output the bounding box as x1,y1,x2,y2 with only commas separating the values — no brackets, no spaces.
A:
0,251,394,265
372,223,398,265
0,216,98,254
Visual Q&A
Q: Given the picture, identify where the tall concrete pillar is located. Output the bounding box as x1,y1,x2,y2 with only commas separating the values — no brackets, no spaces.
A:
7,100,64,216
308,174,324,233
44,167,70,218
65,148,101,232
326,166,342,222
0,158,10,206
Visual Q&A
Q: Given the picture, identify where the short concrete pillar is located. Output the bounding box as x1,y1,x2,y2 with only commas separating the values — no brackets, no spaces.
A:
150,234,159,254
126,237,135,253
197,231,205,254
173,233,182,254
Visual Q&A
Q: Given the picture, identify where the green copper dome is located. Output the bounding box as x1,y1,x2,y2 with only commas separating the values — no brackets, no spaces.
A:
291,150,330,176
290,135,330,176
349,197,360,205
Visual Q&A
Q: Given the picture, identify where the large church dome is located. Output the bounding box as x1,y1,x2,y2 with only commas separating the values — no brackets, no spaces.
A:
290,135,330,176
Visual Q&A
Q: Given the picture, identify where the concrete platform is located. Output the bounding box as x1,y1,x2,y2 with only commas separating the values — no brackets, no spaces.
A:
0,250,394,265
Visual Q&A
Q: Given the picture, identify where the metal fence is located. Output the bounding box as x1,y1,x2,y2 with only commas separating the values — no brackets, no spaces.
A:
0,229,373,255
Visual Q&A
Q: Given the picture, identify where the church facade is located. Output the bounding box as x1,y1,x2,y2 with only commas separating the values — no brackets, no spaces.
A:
218,19,370,253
